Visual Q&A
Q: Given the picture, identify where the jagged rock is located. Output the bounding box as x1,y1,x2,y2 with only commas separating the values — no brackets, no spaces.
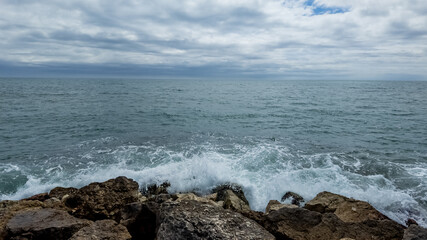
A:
64,176,140,220
304,191,389,222
223,189,251,212
69,220,131,240
403,225,427,240
260,206,404,240
406,218,418,226
24,193,50,202
119,202,158,239
156,200,275,240
148,193,178,204
212,183,249,206
281,191,304,206
265,200,298,213
141,181,170,196
5,208,91,240
49,187,79,201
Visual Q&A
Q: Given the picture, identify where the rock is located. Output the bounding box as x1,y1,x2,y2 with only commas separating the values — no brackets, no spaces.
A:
265,200,298,213
5,208,91,240
119,202,158,239
403,225,427,240
64,176,140,220
156,200,275,240
175,193,221,207
0,200,45,239
69,220,131,240
260,206,404,240
141,181,170,196
406,218,418,226
23,193,50,202
49,187,78,201
281,191,304,206
305,191,389,222
223,190,251,212
212,183,249,206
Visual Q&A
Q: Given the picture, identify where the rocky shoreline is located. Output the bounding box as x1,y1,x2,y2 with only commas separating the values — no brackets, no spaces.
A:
1,176,426,240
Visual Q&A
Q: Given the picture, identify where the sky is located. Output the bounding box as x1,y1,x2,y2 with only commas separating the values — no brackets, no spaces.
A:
0,0,426,80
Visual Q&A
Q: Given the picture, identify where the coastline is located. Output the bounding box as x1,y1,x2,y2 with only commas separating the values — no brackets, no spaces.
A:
1,176,425,240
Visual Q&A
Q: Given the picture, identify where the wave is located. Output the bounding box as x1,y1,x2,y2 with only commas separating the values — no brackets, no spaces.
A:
1,136,426,227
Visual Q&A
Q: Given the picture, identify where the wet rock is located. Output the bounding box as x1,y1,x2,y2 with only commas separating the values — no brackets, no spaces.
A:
119,202,158,240
156,200,275,240
304,191,389,222
142,181,170,196
406,218,418,226
69,220,131,240
403,225,427,240
265,200,298,213
64,176,140,220
212,183,249,206
281,191,304,206
5,208,91,240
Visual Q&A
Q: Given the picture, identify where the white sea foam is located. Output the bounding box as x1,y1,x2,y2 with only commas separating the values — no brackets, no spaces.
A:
1,140,426,227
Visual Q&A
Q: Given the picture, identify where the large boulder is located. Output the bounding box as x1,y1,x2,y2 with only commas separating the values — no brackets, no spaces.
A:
403,225,427,240
64,176,140,220
156,200,275,240
212,183,251,212
69,220,131,240
304,191,389,222
259,205,404,240
0,200,45,239
5,208,91,240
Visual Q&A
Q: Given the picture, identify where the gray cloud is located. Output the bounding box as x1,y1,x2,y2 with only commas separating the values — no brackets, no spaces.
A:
0,0,426,80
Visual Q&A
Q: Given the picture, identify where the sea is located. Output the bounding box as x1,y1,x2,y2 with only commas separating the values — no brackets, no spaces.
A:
0,78,426,226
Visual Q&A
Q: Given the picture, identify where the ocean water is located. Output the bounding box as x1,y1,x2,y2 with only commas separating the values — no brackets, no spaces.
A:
0,78,426,226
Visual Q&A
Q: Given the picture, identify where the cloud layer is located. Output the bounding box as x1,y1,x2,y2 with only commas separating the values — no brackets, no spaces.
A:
0,0,426,79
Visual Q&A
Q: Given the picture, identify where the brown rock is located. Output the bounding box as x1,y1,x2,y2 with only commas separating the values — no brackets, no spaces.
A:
119,202,158,239
212,183,250,206
64,176,140,220
5,208,91,240
0,200,44,239
403,225,427,240
69,220,131,240
305,191,389,222
23,193,49,202
260,205,404,240
265,200,298,213
49,187,78,201
156,200,275,240
223,189,251,212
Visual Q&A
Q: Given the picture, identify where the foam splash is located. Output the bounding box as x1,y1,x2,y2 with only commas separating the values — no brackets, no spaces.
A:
1,138,426,227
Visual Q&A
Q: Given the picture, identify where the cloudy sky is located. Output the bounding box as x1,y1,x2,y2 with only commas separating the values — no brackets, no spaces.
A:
0,0,426,79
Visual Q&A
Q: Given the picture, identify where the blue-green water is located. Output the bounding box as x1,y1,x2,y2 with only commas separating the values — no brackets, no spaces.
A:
1,78,426,226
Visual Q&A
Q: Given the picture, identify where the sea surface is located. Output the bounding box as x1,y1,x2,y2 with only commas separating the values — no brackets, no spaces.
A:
1,78,426,226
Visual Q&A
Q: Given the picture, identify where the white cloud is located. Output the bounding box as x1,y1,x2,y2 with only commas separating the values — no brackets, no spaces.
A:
0,0,426,79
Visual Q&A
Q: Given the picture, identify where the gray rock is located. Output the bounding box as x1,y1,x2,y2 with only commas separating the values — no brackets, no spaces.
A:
212,183,250,206
403,225,427,240
5,208,91,240
69,220,131,240
156,200,275,240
